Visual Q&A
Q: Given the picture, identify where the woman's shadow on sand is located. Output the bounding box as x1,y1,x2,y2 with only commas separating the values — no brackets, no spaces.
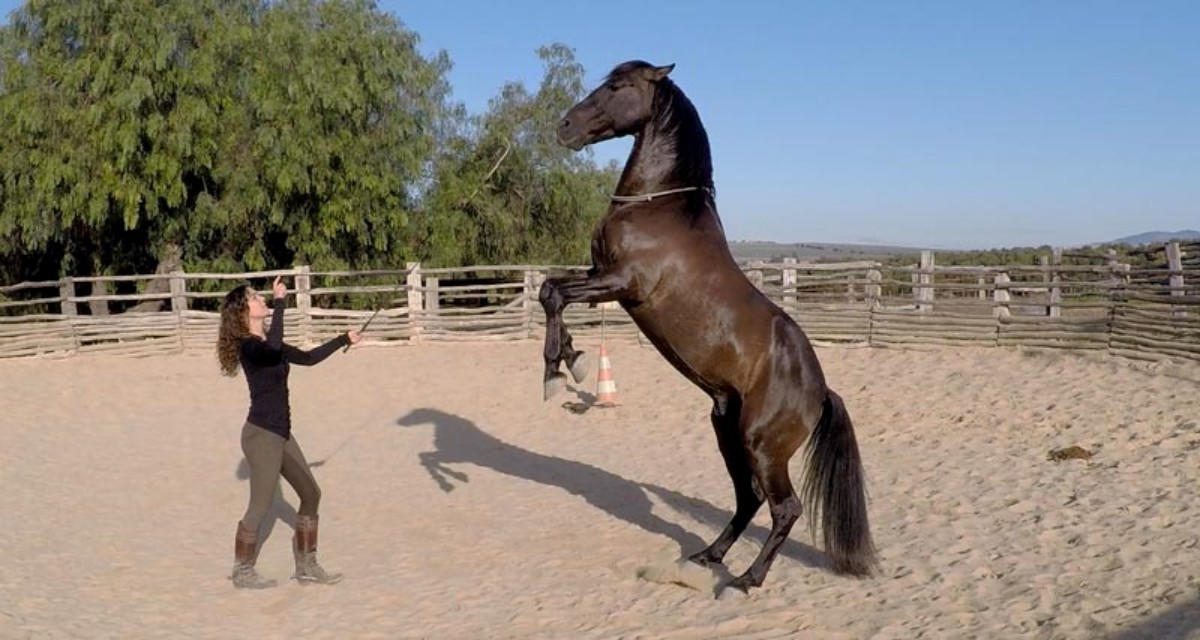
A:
234,460,299,550
395,407,828,582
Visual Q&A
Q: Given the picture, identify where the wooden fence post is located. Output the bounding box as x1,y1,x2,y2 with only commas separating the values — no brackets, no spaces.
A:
1051,247,1063,317
58,277,80,352
1043,248,1062,318
916,250,935,312
169,270,188,351
169,271,188,314
1166,241,1185,319
866,269,882,310
523,270,540,338
1112,259,1132,289
781,257,796,311
993,272,1011,318
59,278,78,317
425,276,440,318
295,265,312,345
406,262,423,342
747,260,764,290
1106,249,1124,285
1104,256,1123,357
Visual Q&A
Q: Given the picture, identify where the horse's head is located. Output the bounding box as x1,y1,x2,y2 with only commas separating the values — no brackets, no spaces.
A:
396,407,451,428
557,60,675,150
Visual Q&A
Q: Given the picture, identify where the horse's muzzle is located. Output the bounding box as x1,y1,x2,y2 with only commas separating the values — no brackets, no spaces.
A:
556,124,586,151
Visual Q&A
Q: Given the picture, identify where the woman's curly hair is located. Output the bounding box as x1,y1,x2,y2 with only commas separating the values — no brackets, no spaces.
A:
217,284,252,376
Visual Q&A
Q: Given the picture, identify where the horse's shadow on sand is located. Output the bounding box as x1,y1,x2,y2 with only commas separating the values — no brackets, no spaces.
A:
395,407,829,585
1105,593,1200,640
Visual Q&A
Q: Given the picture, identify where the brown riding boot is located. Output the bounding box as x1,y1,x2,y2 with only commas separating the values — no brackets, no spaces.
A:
292,515,343,585
231,522,277,589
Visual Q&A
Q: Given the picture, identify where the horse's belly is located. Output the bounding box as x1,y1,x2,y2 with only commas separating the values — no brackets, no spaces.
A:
624,303,748,392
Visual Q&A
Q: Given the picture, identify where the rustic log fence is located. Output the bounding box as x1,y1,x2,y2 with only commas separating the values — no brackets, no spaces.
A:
1,242,1196,364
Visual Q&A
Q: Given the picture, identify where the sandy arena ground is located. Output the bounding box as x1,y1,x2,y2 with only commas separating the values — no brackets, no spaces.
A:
2,340,1199,639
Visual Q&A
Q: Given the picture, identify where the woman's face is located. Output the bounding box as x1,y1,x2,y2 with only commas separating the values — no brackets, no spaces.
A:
245,288,270,320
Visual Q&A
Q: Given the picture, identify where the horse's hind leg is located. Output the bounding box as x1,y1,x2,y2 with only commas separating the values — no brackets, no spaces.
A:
688,393,764,567
726,408,808,593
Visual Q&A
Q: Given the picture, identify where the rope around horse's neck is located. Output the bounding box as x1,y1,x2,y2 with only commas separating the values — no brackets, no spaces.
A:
610,186,709,203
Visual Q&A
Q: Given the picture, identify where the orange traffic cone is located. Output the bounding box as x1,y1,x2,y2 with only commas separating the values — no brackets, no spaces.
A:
596,343,618,407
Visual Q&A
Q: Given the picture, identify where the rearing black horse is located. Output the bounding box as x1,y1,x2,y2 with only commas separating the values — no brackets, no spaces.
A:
538,61,878,592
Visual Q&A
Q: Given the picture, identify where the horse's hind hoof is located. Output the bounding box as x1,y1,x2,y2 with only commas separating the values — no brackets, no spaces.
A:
724,573,760,594
723,579,751,595
686,550,723,568
568,352,589,383
543,372,567,401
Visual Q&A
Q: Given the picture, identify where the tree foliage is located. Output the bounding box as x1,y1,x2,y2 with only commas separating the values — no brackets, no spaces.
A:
415,44,619,267
207,0,454,273
3,0,601,287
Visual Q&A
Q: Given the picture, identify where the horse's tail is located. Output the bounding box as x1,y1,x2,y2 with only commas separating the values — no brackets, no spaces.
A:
800,389,878,577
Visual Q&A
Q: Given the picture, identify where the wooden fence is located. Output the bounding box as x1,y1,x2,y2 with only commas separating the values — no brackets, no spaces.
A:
1,242,1197,364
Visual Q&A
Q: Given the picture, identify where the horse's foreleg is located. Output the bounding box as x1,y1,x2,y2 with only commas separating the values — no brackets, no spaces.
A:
419,451,470,492
539,274,584,399
539,269,633,400
688,393,763,567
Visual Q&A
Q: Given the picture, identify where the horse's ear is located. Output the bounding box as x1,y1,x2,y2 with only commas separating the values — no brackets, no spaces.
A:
651,63,675,81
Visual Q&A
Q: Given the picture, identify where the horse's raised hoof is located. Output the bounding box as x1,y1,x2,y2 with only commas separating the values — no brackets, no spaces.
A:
543,372,567,401
567,352,589,383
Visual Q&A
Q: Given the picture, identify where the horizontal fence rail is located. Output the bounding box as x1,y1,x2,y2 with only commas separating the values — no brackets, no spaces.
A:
1,243,1197,364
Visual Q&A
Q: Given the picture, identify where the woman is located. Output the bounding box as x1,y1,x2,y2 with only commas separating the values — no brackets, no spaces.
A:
217,275,361,589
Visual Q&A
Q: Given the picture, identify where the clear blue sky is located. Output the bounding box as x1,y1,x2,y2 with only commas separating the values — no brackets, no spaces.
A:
3,1,1197,249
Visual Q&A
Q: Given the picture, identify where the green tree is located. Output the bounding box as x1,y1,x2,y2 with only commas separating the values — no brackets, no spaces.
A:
0,0,257,284
0,0,455,290
206,0,455,273
417,44,619,267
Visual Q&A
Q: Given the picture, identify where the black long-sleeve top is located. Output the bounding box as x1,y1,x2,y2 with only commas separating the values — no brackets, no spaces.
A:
239,301,350,439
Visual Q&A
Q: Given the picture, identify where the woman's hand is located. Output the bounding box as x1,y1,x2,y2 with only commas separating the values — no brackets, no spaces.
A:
272,275,287,300
347,330,362,344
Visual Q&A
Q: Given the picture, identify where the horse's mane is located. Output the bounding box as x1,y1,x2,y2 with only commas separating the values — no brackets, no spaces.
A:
606,61,715,195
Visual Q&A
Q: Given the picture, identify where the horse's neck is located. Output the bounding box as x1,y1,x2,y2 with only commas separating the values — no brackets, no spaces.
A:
615,132,667,195
616,119,710,196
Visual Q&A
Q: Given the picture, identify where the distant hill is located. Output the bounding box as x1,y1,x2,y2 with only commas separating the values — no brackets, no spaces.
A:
730,231,1199,263
727,240,924,263
1107,230,1200,245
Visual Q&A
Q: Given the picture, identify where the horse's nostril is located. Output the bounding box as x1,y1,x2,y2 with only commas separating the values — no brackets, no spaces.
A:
559,118,570,129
